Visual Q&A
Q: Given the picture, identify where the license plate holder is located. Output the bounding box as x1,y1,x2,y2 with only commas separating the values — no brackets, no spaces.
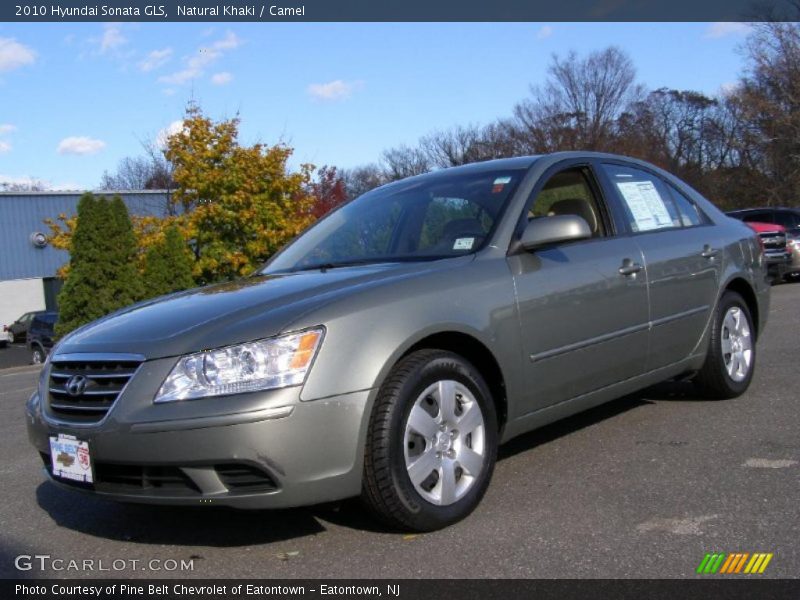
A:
49,434,94,484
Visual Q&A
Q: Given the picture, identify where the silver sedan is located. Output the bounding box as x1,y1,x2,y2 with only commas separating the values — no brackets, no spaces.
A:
26,152,769,531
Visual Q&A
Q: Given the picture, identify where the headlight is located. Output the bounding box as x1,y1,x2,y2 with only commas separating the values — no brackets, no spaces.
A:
154,328,324,403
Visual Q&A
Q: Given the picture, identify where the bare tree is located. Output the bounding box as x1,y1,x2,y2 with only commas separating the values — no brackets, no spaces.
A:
100,140,175,190
339,164,386,199
0,179,48,192
736,21,800,204
380,145,431,180
420,125,484,168
512,46,644,152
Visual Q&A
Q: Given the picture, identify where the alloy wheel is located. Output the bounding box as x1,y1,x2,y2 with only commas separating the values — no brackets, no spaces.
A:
721,306,752,382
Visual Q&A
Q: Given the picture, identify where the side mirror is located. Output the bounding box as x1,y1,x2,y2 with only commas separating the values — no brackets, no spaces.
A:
519,214,592,251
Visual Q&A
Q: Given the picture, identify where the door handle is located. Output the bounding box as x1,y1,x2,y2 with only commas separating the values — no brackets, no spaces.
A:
701,245,719,259
618,259,643,276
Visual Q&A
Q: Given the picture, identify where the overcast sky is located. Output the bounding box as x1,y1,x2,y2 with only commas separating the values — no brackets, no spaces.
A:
0,22,753,190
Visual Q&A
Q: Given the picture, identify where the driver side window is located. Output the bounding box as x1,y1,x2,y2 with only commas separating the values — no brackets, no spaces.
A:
527,168,606,238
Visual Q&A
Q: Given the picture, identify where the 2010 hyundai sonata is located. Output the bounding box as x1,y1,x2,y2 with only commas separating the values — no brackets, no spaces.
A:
26,152,769,531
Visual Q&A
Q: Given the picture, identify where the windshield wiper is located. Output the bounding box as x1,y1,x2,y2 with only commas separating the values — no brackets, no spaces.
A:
289,259,386,273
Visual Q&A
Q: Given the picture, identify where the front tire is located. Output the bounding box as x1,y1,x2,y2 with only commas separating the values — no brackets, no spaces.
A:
362,349,498,531
694,291,756,399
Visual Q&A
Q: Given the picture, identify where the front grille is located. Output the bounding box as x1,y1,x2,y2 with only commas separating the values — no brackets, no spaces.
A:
215,464,278,492
759,231,787,251
47,358,142,424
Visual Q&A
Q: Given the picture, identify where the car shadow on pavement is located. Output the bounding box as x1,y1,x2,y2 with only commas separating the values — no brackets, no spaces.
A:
637,379,705,402
35,482,328,546
498,395,653,460
497,379,704,461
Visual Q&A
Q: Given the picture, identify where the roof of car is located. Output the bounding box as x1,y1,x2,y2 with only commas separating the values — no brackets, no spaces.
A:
379,151,679,184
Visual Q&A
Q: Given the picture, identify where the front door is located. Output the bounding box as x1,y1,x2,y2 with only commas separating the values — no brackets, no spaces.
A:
509,164,650,415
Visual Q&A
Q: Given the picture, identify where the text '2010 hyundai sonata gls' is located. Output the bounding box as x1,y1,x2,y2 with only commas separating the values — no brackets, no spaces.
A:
27,152,769,531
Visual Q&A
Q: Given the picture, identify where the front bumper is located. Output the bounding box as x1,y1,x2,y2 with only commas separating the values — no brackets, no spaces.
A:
787,246,800,274
764,251,791,277
26,370,373,508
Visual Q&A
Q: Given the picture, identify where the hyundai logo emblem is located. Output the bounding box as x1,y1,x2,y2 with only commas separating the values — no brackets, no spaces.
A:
65,375,88,397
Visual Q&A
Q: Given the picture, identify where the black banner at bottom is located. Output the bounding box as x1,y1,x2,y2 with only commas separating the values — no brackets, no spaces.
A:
4,579,800,600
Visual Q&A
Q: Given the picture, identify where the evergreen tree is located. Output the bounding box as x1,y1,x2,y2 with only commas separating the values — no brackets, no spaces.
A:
56,194,143,336
56,193,104,336
107,196,144,305
142,225,195,298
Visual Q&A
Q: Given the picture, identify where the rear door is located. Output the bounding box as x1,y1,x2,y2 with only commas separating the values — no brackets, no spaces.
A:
597,162,722,371
509,161,650,414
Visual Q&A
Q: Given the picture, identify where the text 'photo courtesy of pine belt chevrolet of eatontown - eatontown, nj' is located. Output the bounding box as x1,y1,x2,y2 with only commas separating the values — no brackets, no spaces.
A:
0,1,799,598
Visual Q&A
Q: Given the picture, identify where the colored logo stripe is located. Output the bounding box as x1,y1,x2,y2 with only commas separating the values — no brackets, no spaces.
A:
698,552,773,574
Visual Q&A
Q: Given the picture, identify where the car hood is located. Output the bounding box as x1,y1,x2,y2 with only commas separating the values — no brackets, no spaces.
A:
55,260,465,360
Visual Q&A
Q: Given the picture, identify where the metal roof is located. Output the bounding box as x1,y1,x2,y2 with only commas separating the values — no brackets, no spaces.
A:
0,191,171,281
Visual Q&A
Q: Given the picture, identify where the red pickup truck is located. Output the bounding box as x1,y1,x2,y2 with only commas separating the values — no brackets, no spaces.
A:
744,221,791,281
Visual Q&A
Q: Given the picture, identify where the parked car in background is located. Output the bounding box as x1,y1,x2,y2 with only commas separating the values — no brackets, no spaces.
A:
26,152,769,531
728,207,800,281
5,311,48,343
26,312,58,364
740,221,791,281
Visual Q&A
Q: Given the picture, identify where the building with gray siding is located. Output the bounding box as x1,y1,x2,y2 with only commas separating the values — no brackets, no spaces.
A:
0,191,170,329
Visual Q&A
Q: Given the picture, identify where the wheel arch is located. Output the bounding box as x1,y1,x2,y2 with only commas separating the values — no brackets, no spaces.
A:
399,331,508,431
722,277,760,339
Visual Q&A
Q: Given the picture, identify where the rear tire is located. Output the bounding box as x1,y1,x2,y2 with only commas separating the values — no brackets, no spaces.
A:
694,291,755,399
362,349,498,531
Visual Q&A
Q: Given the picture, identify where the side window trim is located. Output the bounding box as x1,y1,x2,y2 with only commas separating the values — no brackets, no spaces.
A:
590,158,635,235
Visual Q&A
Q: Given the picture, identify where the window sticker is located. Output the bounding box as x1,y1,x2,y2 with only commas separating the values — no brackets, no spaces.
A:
616,180,673,231
453,237,475,250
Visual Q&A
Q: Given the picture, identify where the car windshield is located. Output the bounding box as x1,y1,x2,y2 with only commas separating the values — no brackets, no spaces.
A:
264,168,525,273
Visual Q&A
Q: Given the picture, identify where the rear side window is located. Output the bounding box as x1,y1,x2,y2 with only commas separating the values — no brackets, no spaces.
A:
667,184,707,227
601,164,681,233
773,210,800,229
32,314,57,328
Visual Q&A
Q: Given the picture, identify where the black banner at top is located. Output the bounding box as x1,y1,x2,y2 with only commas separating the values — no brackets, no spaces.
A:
3,0,800,22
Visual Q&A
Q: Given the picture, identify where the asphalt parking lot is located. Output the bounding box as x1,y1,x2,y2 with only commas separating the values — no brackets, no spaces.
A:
0,283,798,580
0,342,31,370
